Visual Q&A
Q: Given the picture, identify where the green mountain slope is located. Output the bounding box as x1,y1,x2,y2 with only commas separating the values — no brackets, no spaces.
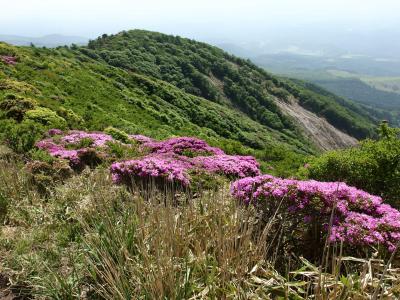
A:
0,41,311,156
0,30,379,164
313,78,400,126
251,52,400,127
85,30,376,140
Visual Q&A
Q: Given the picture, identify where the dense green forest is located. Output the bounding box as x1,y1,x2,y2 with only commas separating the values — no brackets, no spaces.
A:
85,30,376,139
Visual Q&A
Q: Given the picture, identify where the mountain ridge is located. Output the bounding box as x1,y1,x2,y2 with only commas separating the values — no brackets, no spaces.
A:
83,30,376,143
0,29,379,162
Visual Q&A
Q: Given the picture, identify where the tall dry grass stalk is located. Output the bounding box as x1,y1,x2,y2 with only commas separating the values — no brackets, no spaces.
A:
81,181,291,299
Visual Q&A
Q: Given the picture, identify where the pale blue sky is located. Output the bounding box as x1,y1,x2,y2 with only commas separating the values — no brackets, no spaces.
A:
1,0,399,39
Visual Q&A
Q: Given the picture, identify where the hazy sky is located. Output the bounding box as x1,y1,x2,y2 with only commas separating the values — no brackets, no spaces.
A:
1,0,400,40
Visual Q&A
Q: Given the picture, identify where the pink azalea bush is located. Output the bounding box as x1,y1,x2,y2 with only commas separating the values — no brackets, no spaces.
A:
142,137,225,156
192,155,260,178
37,130,261,191
231,175,400,252
36,130,116,168
110,153,260,187
0,55,17,65
110,135,260,188
110,154,192,186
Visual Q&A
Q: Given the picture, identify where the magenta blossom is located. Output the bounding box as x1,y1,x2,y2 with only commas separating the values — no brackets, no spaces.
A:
231,175,400,251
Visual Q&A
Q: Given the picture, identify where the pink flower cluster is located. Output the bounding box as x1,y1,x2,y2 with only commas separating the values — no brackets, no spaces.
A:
36,130,115,167
37,130,261,187
142,137,225,156
36,138,80,166
60,130,114,147
111,153,261,186
0,55,17,65
231,175,400,251
192,155,260,178
110,154,192,186
110,136,260,186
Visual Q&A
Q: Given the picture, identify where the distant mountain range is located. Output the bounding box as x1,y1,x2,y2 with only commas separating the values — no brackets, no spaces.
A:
215,42,400,127
0,34,89,47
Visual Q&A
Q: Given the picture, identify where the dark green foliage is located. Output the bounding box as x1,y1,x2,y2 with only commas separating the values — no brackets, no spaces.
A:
0,193,7,223
1,119,46,153
307,123,400,207
0,94,37,122
85,30,374,139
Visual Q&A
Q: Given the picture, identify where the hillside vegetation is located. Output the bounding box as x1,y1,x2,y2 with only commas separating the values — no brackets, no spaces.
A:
85,30,376,141
0,30,381,175
306,122,400,207
1,31,400,299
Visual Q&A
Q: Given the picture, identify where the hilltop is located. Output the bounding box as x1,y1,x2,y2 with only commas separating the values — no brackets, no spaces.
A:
85,30,377,148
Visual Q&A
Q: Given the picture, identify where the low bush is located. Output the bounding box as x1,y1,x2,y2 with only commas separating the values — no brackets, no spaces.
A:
24,107,67,129
1,119,46,153
231,175,400,261
307,123,400,207
104,126,130,143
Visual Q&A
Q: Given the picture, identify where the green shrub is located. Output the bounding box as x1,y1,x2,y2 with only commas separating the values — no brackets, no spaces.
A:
106,141,142,160
307,123,400,207
1,119,46,153
29,149,56,164
56,107,84,128
104,126,130,143
25,159,73,194
0,95,37,122
24,107,67,129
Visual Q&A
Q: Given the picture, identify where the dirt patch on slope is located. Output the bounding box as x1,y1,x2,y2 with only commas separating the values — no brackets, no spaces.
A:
208,73,230,105
276,98,358,150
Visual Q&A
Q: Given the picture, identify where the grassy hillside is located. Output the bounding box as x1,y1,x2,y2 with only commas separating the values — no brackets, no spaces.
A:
85,30,376,140
0,41,316,176
0,30,382,176
0,42,311,151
